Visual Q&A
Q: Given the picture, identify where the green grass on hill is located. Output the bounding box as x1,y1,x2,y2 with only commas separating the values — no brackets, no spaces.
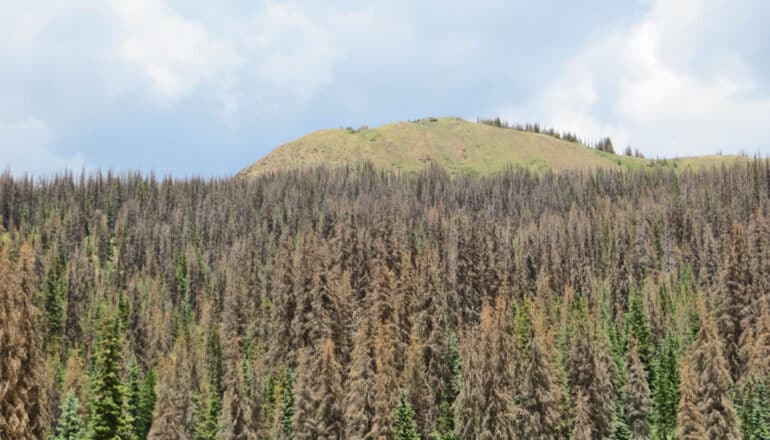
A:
239,117,747,177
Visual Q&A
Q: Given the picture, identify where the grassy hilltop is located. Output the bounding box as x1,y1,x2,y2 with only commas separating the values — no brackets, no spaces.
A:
239,117,745,177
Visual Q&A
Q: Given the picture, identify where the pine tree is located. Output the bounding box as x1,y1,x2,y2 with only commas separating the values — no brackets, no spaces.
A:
0,243,46,439
692,308,740,440
43,251,67,341
54,390,85,440
278,371,295,440
624,338,652,440
126,357,155,439
717,224,752,382
393,390,420,440
344,319,375,439
431,332,460,440
516,303,565,439
739,378,770,440
89,314,128,440
568,308,616,439
293,349,315,440
624,290,654,376
456,299,521,439
651,332,680,440
313,338,344,439
148,338,193,440
219,277,257,440
572,390,593,440
676,361,706,440
136,369,156,439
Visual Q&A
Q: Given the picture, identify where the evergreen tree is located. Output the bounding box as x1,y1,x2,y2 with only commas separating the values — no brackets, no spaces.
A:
572,390,593,440
148,338,193,440
651,332,680,439
313,338,344,439
88,314,129,440
692,308,740,440
517,303,566,439
456,299,521,439
612,399,632,440
393,390,420,440
624,339,652,440
676,361,706,440
625,290,654,377
43,251,67,341
431,332,460,440
344,319,376,439
740,378,770,440
54,390,85,440
279,372,295,440
219,277,257,440
568,307,616,439
136,369,156,440
0,243,46,438
717,224,752,382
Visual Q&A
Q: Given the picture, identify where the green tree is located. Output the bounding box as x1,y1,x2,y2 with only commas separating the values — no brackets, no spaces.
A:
88,314,130,440
54,390,85,440
651,333,680,439
431,332,460,440
393,390,420,440
625,290,654,377
44,252,67,340
740,378,770,440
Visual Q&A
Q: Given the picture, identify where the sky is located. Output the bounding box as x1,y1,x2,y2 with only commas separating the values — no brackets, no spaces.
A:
1,0,769,177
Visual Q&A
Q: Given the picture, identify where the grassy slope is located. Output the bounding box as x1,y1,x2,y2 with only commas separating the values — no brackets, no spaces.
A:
239,117,746,177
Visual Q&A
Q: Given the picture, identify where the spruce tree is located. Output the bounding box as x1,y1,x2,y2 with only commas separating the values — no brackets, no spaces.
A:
89,314,128,440
431,332,460,440
393,390,420,440
456,299,521,439
624,339,652,440
676,361,706,440
572,390,593,440
313,337,344,439
54,390,85,440
148,338,193,440
717,224,752,382
692,308,740,440
651,332,680,439
517,304,565,439
740,378,770,440
0,243,46,438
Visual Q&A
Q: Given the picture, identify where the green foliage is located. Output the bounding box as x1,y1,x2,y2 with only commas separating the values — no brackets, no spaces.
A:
274,368,295,440
88,315,129,440
43,252,67,340
54,390,85,440
612,400,631,440
431,332,460,440
624,290,654,375
651,332,680,439
393,390,420,440
740,378,770,440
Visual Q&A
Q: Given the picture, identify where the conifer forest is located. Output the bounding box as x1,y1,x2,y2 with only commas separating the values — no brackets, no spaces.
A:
4,161,770,440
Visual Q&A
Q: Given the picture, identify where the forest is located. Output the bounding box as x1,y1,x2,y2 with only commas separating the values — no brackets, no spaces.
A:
2,161,770,439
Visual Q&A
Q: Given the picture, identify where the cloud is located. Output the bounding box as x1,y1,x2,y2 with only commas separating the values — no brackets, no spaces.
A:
0,117,85,175
110,0,244,101
498,0,770,157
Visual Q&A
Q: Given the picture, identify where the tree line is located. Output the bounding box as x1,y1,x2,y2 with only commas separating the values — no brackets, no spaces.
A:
2,160,770,439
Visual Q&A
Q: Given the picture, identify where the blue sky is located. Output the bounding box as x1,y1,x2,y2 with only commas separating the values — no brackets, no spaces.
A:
1,0,769,176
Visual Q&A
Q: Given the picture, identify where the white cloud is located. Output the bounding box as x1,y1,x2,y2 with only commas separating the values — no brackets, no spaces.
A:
0,118,85,175
111,0,244,101
498,0,770,157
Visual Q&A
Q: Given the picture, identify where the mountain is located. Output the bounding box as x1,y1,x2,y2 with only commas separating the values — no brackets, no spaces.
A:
239,117,745,177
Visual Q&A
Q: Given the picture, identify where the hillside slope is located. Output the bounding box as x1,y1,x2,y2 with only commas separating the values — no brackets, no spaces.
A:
239,117,745,176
